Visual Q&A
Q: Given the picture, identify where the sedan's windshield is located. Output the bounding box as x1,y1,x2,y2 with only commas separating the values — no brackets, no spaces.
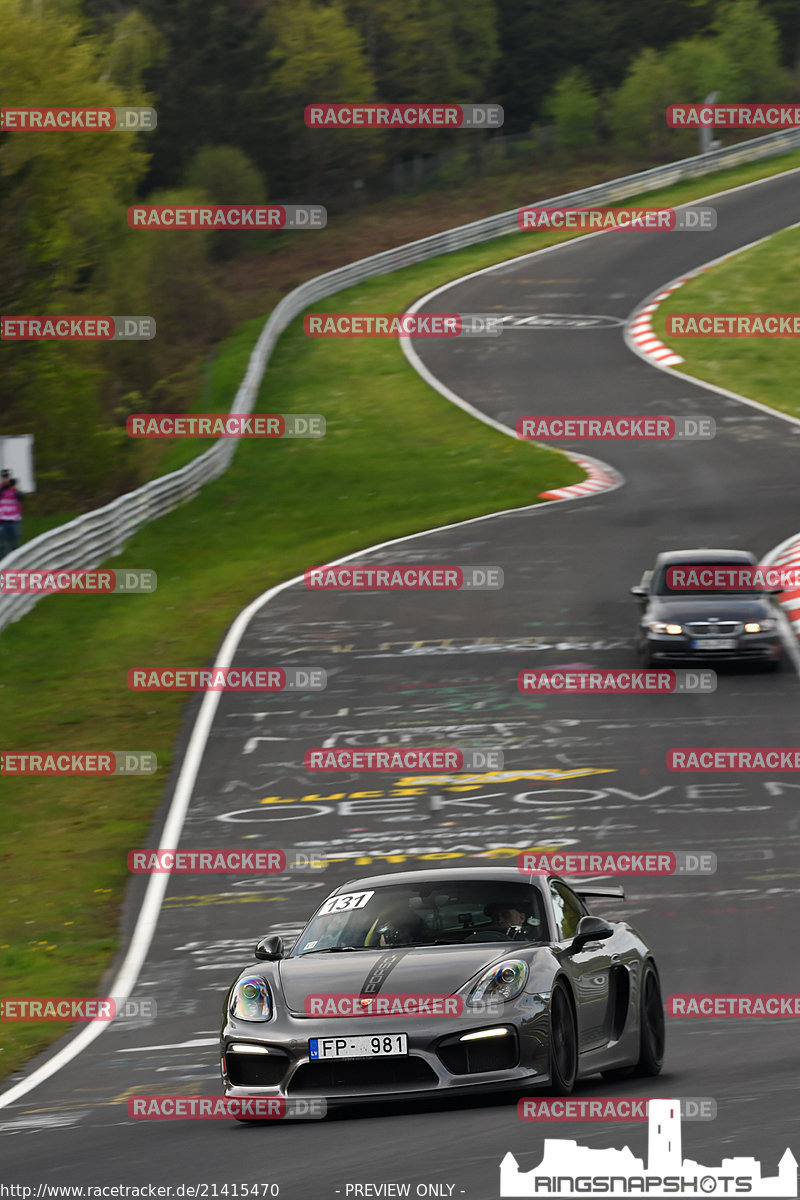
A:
291,881,546,956
652,561,761,597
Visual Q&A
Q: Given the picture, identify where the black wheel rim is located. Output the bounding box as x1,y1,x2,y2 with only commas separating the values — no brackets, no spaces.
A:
552,988,577,1084
644,972,665,1060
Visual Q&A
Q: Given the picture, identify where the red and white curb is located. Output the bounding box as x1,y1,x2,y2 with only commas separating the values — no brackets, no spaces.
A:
539,454,619,500
762,532,800,638
627,277,701,366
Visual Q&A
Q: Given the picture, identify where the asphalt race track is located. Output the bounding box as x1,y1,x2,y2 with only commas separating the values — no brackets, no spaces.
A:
2,169,800,1195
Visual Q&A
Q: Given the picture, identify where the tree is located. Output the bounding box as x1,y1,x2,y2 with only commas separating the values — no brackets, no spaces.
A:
0,0,147,313
183,145,266,258
100,8,167,93
760,0,800,68
0,0,150,497
491,0,713,131
129,0,267,189
252,0,381,196
609,48,678,157
546,68,597,150
343,0,499,162
713,0,783,99
346,0,498,102
663,36,734,103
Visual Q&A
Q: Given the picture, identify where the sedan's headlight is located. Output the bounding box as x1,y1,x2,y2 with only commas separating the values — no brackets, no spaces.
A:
648,622,683,635
229,976,272,1022
744,620,775,633
468,960,528,1005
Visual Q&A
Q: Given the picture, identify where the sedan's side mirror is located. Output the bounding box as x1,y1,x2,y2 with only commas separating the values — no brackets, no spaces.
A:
568,915,614,953
630,585,649,598
254,935,283,961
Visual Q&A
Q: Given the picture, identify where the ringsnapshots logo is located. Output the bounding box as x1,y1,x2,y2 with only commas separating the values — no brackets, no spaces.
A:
128,205,325,229
1,316,155,340
517,206,716,232
303,313,503,337
0,107,156,131
499,1098,797,1198
518,1097,717,1122
0,568,156,594
304,748,504,772
0,751,156,775
126,414,324,438
127,667,326,691
305,565,503,590
517,416,715,441
128,1096,326,1120
517,850,716,875
304,103,503,129
667,103,800,128
128,848,326,873
666,313,800,337
518,669,717,694
0,997,156,1020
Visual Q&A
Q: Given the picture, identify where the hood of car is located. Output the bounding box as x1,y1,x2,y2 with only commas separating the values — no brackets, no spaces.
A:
647,596,772,620
276,944,534,1013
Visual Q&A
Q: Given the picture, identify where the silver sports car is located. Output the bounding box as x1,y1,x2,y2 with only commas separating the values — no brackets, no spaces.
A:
219,866,664,1110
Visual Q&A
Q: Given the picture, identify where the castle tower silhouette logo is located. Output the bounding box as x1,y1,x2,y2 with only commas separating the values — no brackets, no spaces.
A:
500,1099,797,1197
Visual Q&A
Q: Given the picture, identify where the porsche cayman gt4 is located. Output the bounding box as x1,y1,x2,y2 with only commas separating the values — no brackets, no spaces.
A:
220,867,664,1108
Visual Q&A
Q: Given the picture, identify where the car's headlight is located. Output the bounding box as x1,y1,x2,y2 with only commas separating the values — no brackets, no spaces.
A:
468,960,528,1005
648,622,683,634
229,976,272,1022
744,620,775,633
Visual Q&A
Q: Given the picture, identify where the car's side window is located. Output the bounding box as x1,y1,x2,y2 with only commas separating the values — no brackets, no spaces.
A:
549,882,587,940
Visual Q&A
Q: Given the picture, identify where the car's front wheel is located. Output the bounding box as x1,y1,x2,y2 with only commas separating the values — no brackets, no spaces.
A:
549,982,578,1095
636,637,654,667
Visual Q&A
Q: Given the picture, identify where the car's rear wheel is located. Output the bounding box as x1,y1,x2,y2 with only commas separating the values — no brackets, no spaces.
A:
633,963,665,1076
549,982,578,1095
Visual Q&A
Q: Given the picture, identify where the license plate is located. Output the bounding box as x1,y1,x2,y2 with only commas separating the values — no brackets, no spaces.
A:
309,1034,408,1060
691,638,737,650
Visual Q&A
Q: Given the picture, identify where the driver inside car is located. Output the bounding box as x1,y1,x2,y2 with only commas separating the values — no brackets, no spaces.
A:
466,900,531,941
374,902,429,947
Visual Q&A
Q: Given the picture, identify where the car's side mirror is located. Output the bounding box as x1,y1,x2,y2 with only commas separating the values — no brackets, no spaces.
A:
254,935,283,961
630,585,649,598
568,915,614,953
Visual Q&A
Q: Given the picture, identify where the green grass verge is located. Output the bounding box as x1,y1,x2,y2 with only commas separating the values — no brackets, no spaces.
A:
2,148,800,1082
653,223,800,420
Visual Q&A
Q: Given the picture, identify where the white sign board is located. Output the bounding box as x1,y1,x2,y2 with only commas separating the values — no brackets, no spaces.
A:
0,436,35,492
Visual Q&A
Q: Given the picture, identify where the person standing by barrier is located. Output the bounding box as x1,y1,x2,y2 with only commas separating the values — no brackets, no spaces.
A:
0,469,23,558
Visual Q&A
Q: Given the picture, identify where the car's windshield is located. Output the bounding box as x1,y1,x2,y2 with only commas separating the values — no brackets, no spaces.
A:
290,881,547,955
652,561,761,597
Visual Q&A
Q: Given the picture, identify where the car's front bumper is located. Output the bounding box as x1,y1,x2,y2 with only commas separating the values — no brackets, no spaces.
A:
220,999,551,1103
642,631,781,663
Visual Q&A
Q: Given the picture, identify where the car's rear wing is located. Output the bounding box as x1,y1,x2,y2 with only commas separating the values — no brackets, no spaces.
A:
572,881,626,902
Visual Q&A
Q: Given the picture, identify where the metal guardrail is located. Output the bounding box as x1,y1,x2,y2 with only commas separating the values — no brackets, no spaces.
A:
3,126,800,630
